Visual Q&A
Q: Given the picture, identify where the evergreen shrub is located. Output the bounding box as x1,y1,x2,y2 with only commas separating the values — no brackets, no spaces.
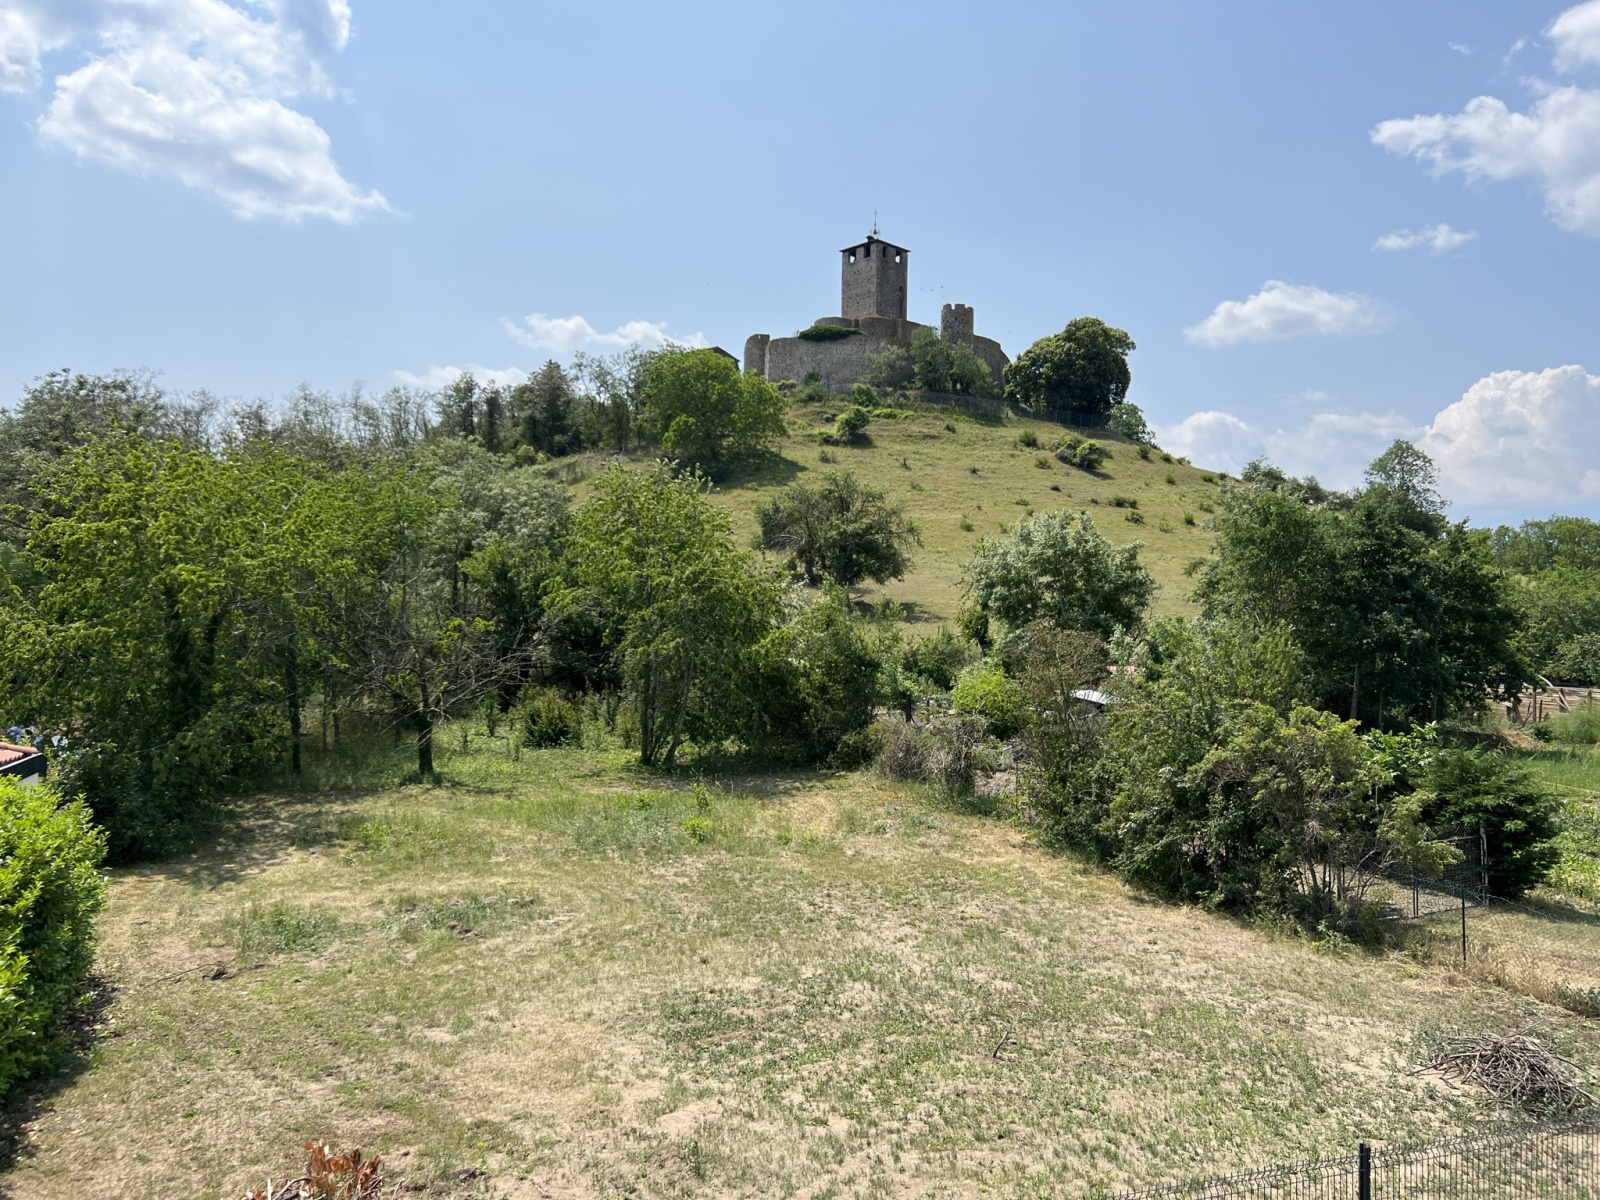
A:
0,779,107,1096
521,688,582,748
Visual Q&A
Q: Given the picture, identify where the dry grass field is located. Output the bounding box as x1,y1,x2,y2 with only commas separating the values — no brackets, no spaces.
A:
7,734,1598,1200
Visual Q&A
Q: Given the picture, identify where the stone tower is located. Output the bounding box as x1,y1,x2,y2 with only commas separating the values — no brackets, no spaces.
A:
840,235,908,320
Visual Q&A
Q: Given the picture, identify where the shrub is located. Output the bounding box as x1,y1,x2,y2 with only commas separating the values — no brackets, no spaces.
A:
826,406,872,444
0,779,107,1096
1548,704,1600,744
740,593,884,763
873,712,989,789
1051,433,1108,471
1422,749,1562,898
521,687,582,748
1108,495,1138,508
952,660,1024,738
1017,429,1039,448
796,323,862,342
900,627,978,691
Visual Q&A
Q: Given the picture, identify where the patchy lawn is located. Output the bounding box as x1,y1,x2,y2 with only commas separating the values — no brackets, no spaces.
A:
6,734,1598,1200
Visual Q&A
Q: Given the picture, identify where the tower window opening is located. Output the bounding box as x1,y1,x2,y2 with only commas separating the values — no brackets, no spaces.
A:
895,252,902,263
848,252,856,263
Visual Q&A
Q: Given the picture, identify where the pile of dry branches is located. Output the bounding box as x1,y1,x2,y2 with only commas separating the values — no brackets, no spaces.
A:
239,1141,383,1200
1416,1033,1595,1113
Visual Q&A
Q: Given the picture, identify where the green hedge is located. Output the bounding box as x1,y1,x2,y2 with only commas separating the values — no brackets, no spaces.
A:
796,324,861,342
0,778,107,1094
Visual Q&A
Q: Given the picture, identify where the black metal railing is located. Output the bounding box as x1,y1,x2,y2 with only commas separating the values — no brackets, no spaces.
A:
1107,1117,1600,1198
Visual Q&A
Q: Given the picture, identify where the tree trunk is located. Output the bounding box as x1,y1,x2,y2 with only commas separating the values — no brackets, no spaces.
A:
663,668,694,769
417,676,434,778
640,665,658,765
286,644,302,775
1349,662,1360,721
417,714,434,778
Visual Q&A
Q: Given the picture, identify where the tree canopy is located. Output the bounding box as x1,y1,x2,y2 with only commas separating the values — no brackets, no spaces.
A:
756,472,919,589
641,348,787,467
965,509,1153,639
1003,318,1136,415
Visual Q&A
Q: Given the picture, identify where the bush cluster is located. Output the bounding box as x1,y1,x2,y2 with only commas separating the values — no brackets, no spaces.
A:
0,780,106,1096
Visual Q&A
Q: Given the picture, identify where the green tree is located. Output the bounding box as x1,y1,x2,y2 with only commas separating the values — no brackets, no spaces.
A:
1199,445,1522,727
738,591,884,762
1421,749,1561,897
509,360,579,457
908,327,995,397
555,465,777,767
965,510,1153,639
642,348,787,467
1003,318,1135,415
756,472,920,590
0,437,359,856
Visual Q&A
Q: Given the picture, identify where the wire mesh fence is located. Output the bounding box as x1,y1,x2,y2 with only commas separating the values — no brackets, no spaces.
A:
1108,1116,1600,1198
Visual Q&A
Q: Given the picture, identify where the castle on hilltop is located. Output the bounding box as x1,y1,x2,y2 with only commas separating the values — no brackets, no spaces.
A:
743,235,1008,392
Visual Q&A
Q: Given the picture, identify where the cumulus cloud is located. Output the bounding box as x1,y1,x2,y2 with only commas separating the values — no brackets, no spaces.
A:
1373,3,1600,237
1184,281,1383,347
503,313,707,355
0,0,386,222
1156,365,1600,514
1449,42,1473,56
1373,223,1478,253
1551,0,1600,72
1157,409,1418,486
393,364,530,390
1419,365,1600,504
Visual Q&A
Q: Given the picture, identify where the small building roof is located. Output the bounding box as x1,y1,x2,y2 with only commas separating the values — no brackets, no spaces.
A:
1072,689,1113,708
840,234,908,255
0,742,45,778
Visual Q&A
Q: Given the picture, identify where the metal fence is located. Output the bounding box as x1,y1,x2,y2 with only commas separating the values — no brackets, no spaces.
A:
910,390,1110,430
1109,1117,1600,1198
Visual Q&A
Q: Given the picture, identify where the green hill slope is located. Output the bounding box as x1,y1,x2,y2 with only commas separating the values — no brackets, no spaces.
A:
588,401,1223,625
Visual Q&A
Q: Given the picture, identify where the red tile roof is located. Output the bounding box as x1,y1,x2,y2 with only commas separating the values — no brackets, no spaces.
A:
0,743,39,767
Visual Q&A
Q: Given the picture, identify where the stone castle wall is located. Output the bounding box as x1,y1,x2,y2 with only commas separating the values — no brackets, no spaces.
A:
764,333,884,391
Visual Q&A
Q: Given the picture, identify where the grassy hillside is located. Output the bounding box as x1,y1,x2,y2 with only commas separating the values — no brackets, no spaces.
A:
583,402,1223,625
8,737,1598,1200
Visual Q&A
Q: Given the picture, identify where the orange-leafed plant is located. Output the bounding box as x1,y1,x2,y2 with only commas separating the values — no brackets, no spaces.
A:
240,1141,383,1200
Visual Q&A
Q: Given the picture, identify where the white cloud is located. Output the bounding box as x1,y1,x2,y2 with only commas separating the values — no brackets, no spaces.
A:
1551,0,1600,72
1373,88,1600,236
1374,5,1600,237
1184,281,1383,347
1156,365,1600,514
1449,42,1473,56
1372,223,1478,253
0,0,386,222
503,313,707,356
1157,408,1418,487
393,364,530,390
1419,365,1600,504
1155,411,1260,474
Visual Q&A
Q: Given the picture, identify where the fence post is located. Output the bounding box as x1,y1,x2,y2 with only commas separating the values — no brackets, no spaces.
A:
1358,1142,1371,1200
1460,888,1467,966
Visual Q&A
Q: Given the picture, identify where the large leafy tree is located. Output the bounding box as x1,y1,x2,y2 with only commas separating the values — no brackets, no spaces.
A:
0,437,358,857
554,465,777,767
1198,442,1522,727
756,472,920,590
965,510,1154,639
1003,318,1135,416
642,348,786,468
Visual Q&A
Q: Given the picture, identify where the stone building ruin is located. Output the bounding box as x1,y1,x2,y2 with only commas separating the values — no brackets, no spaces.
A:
743,235,1008,392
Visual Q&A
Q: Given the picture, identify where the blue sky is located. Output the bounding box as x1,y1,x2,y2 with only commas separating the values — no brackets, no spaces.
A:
2,1,1599,524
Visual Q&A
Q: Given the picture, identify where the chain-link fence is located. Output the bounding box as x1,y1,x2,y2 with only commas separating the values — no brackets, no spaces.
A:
1108,1117,1600,1198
